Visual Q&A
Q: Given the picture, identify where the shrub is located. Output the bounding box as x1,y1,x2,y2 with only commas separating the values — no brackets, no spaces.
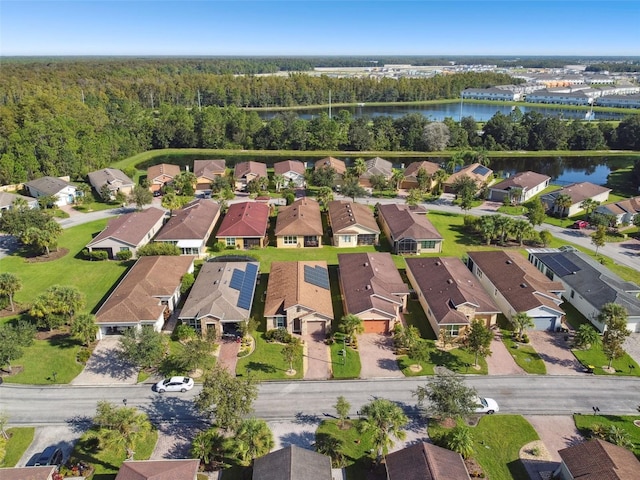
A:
521,334,530,344
137,243,181,256
173,323,197,341
83,249,108,261
180,273,195,294
265,328,293,343
77,348,91,364
115,249,133,261
211,241,227,252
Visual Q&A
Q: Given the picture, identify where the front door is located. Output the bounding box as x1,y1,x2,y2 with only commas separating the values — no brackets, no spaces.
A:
293,318,302,334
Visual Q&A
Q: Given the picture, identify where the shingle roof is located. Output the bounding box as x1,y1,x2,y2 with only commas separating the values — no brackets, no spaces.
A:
406,257,500,326
264,261,333,319
114,459,200,480
234,161,268,179
327,200,379,235
338,252,408,317
25,176,74,196
403,161,441,180
362,157,393,179
444,163,493,186
87,168,134,193
274,160,306,176
216,202,269,238
377,203,442,241
385,442,471,480
597,196,640,216
491,171,550,191
87,207,166,248
0,466,57,480
155,199,220,241
193,159,226,180
314,157,346,176
96,256,194,324
558,439,640,480
275,198,323,237
0,191,38,209
542,181,611,205
147,164,181,181
252,445,332,480
468,250,564,314
179,261,259,322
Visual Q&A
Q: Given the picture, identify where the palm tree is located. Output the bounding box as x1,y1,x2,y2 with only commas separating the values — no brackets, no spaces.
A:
352,158,367,177
554,193,573,219
599,302,630,369
391,168,404,191
339,314,364,341
358,398,408,464
92,401,152,460
446,153,465,174
446,423,474,459
580,198,600,215
71,313,98,347
493,215,514,244
0,272,22,312
234,418,274,466
574,324,601,350
316,186,334,211
431,169,449,194
478,215,496,245
511,219,535,246
405,188,423,206
315,433,346,468
191,428,226,468
512,312,535,341
273,173,286,192
75,183,91,204
161,191,184,216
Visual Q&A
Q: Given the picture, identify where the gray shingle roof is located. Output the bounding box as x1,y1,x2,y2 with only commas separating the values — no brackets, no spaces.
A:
25,176,74,196
252,446,332,480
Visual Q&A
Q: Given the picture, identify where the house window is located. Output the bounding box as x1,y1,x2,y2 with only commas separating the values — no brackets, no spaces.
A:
119,247,129,252
444,325,460,337
342,235,352,243
226,237,236,247
420,240,436,249
283,236,297,245
477,270,483,279
275,316,286,328
570,290,575,299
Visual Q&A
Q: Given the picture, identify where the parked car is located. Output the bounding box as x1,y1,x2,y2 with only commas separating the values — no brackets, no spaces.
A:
33,446,64,466
154,376,194,393
570,220,589,229
474,397,499,414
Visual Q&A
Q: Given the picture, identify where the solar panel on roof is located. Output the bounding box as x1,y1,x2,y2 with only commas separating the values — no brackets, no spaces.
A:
304,264,330,290
237,263,259,310
542,254,580,277
472,165,490,176
229,269,245,290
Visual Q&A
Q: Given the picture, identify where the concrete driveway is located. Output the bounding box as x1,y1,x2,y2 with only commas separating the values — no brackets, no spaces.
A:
526,330,585,375
623,333,640,366
71,336,139,385
18,424,88,467
486,329,526,375
303,333,332,380
357,334,403,379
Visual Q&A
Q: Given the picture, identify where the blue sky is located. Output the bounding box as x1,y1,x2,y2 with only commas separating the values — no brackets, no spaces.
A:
1,1,638,56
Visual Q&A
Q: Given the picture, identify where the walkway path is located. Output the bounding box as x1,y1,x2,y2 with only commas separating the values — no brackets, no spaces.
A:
358,334,403,379
486,329,526,375
303,334,332,380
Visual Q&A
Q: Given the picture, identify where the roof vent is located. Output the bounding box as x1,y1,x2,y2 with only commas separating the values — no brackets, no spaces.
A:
364,262,369,267
365,285,371,290
521,283,528,288
447,279,454,284
435,261,441,266
506,260,513,264
213,280,218,285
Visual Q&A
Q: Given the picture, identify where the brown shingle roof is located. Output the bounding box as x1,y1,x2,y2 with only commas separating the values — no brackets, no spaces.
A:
155,199,220,241
385,442,471,480
598,196,640,216
147,164,181,181
274,160,306,176
545,181,611,205
87,207,166,248
87,168,134,193
444,163,493,186
558,439,640,480
492,171,550,191
467,250,565,314
193,159,226,179
275,198,323,237
327,200,380,235
234,161,268,179
406,257,500,326
264,261,333,319
115,459,199,480
362,157,393,179
403,161,441,180
216,202,269,238
377,203,442,241
338,252,408,317
0,466,56,480
95,256,195,324
315,157,346,176
252,446,332,480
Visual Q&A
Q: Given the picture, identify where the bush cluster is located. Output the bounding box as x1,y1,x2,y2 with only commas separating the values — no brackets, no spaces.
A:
265,328,293,343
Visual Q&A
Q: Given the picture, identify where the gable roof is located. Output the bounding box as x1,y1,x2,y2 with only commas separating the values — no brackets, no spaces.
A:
0,191,38,209
529,250,640,316
264,261,333,319
252,445,332,480
274,198,323,237
147,164,181,181
87,168,134,192
377,203,442,241
0,466,56,480
327,200,380,235
385,442,471,480
179,261,259,322
542,181,611,205
558,439,640,480
87,207,166,248
217,201,269,238
193,159,226,180
467,250,565,314
597,196,640,216
406,257,500,326
155,199,220,241
96,256,195,324
403,161,441,179
114,459,199,480
25,176,75,196
445,163,493,186
274,160,306,176
338,252,409,317
491,171,550,192
234,161,267,179
315,157,346,176
362,157,393,179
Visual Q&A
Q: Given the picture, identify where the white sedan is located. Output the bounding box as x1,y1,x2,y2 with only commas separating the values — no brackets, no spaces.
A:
475,397,499,414
154,376,194,393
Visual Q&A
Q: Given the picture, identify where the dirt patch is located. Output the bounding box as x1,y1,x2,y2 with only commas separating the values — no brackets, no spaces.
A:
35,329,70,341
0,306,26,318
24,248,69,263
520,440,553,461
409,364,422,373
0,365,24,377
464,457,486,478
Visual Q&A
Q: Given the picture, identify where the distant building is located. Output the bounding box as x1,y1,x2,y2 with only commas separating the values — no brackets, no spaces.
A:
147,163,181,193
234,161,268,191
400,160,442,190
443,163,493,194
25,176,78,206
377,203,443,254
488,171,550,203
360,157,393,188
216,201,269,249
193,159,226,192
87,168,134,200
0,191,38,215
595,196,640,225
461,87,521,101
327,200,380,247
540,182,611,217
274,160,306,188
274,198,323,248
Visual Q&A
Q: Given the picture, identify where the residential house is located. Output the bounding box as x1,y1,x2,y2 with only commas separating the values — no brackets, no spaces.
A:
360,156,393,188
274,198,323,248
87,168,135,200
147,163,181,193
467,250,565,331
541,182,611,217
443,163,493,194
327,200,379,247
314,156,347,187
0,191,38,215
594,196,640,225
24,176,78,206
252,446,332,480
0,466,57,480
264,261,333,335
94,255,195,340
461,87,521,102
597,94,640,108
555,439,640,480
400,160,441,190
338,252,409,334
86,207,165,259
377,203,443,254
385,442,471,480
114,459,199,480
234,161,268,191
406,257,500,339
274,160,307,188
528,249,640,332
193,159,226,192
154,199,220,256
216,201,269,249
179,261,259,337
488,171,551,203
525,89,593,105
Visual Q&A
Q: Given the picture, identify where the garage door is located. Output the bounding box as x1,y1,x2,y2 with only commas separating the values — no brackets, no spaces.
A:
363,320,389,334
533,317,556,331
306,321,326,336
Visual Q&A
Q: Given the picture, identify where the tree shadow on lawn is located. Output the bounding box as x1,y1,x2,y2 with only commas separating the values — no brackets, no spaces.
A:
48,333,83,350
279,431,316,449
429,349,472,372
295,412,321,425
245,361,277,374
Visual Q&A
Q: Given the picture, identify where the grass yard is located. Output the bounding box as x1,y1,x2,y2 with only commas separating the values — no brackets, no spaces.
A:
573,414,640,459
397,340,489,376
429,415,538,480
236,332,303,380
499,330,547,375
329,336,361,379
571,346,640,376
2,427,35,467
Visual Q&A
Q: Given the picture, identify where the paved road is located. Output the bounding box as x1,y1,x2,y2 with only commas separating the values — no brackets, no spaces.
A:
2,376,639,426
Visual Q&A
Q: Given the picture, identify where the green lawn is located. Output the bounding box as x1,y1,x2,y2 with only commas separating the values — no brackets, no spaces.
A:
329,335,361,379
397,340,489,376
2,427,35,467
235,331,304,380
499,329,547,375
571,346,640,376
573,414,640,459
429,415,539,480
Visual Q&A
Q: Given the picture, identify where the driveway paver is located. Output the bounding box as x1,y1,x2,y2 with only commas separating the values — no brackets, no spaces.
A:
357,333,403,379
486,329,526,375
18,424,85,467
217,337,240,373
303,333,332,380
527,330,584,375
623,333,640,366
71,336,138,385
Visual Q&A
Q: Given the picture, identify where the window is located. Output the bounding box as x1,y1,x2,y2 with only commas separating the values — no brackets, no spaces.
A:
420,240,436,249
342,235,352,243
283,236,297,245
275,316,286,328
477,270,483,279
444,325,460,336
226,237,236,247
570,290,575,299
119,247,129,252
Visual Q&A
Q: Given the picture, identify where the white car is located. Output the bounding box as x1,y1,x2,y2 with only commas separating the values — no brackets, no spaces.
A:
474,397,499,414
155,376,194,393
